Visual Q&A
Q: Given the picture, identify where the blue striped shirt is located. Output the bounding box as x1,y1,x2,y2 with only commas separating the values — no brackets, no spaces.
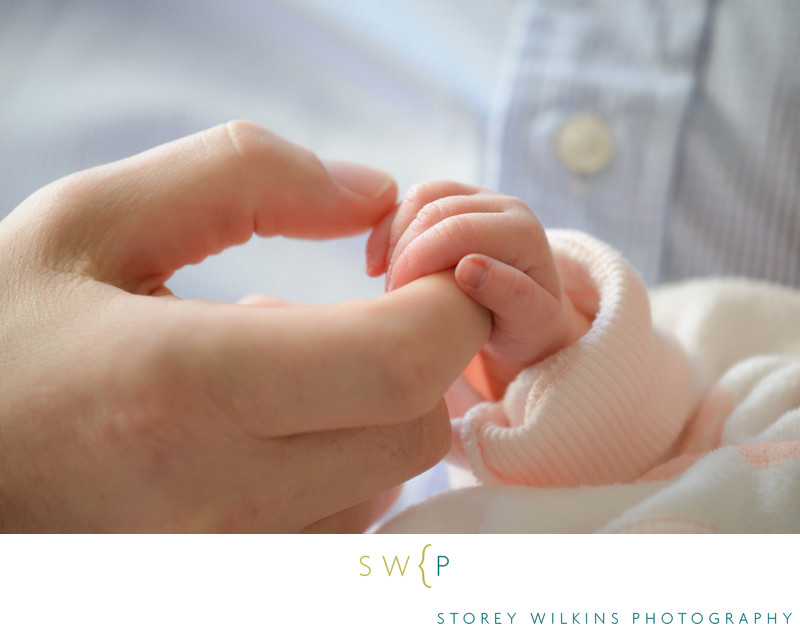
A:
489,0,800,287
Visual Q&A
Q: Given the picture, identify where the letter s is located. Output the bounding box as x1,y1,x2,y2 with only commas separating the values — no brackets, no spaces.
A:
359,556,371,576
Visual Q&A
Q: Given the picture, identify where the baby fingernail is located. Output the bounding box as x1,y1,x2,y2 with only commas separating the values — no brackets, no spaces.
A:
459,257,489,290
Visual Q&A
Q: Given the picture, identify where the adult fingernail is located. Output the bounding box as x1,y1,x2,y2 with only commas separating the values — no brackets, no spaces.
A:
458,256,489,290
323,160,394,199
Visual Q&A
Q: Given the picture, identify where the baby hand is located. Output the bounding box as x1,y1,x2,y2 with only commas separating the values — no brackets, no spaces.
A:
367,181,591,398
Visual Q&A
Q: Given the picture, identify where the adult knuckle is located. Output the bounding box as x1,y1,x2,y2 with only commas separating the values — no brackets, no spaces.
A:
223,120,327,187
211,120,317,186
218,120,272,164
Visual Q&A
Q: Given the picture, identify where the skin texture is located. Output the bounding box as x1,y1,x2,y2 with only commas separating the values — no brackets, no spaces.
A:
0,121,491,532
367,180,592,400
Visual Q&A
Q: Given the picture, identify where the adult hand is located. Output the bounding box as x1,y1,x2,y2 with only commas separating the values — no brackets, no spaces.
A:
0,122,491,532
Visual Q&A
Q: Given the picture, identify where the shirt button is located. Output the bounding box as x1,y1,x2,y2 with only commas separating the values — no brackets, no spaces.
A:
556,113,614,175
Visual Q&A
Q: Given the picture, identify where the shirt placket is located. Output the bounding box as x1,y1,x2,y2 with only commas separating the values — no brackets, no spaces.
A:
485,0,711,285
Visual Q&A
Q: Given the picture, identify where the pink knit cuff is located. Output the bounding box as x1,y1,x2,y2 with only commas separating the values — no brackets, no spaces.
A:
449,230,694,487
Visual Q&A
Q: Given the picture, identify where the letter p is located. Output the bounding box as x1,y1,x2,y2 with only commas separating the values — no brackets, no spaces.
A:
437,556,450,576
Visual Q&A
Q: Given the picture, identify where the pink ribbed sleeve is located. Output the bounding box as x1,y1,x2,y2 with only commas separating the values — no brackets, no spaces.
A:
449,230,695,487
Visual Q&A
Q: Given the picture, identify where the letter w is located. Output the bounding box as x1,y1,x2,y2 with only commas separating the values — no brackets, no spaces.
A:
383,556,410,576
